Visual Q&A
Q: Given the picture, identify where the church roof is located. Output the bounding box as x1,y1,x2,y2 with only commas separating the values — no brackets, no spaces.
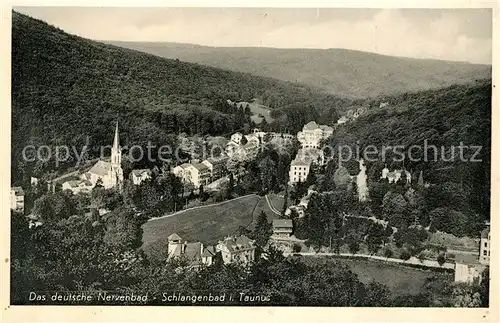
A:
88,160,112,177
113,121,120,150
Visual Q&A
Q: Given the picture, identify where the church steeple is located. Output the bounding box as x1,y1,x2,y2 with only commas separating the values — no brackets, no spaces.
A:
113,121,119,152
111,121,121,167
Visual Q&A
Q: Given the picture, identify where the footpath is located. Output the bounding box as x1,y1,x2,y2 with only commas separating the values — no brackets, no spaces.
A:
282,251,455,270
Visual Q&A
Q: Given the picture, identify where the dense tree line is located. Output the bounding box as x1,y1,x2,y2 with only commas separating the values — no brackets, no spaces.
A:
10,204,488,307
320,81,491,237
11,11,348,185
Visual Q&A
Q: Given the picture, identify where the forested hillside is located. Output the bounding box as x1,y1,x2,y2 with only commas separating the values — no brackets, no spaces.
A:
11,12,348,183
108,41,491,98
321,81,491,232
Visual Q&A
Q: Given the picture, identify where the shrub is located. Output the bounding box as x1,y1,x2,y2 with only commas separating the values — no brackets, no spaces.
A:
292,243,302,253
400,249,411,261
384,248,393,259
418,252,426,263
437,253,446,266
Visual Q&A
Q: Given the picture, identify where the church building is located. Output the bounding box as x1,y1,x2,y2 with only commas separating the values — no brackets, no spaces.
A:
81,122,124,189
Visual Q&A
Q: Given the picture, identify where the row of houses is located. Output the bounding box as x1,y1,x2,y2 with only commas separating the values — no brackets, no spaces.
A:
166,233,256,268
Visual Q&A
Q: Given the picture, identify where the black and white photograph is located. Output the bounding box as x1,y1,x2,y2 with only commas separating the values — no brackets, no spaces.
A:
5,4,496,315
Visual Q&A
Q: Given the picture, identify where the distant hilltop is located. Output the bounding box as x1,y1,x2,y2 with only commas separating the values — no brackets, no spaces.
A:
106,41,491,99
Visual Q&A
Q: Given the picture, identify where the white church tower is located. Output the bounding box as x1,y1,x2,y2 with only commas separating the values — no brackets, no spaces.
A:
109,121,124,188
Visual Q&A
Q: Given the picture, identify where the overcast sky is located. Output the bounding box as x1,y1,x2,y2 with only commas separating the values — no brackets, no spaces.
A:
14,7,492,64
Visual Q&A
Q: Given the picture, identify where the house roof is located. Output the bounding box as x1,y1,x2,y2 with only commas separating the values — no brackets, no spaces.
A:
65,180,80,188
455,254,479,265
219,235,255,252
132,169,152,176
319,125,334,132
304,121,319,130
88,160,112,177
481,227,490,238
169,242,203,265
205,156,228,164
273,219,293,228
201,246,216,257
168,233,182,241
191,163,209,172
11,186,24,195
291,158,312,167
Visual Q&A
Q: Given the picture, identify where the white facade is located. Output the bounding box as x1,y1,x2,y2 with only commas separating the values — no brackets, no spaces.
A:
337,116,348,125
216,235,256,265
62,180,93,195
131,169,152,185
230,132,243,145
381,168,411,184
454,263,482,284
172,163,211,188
296,121,333,149
479,227,491,264
10,187,24,213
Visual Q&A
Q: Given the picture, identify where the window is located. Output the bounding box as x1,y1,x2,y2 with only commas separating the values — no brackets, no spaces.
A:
484,250,487,256
294,172,296,175
485,242,488,248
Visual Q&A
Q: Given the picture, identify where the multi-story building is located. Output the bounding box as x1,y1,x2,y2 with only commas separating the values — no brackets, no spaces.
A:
296,121,334,149
216,235,256,265
10,186,25,213
272,219,293,238
288,158,311,184
201,156,228,180
172,162,211,188
479,224,491,264
167,233,216,268
288,148,325,184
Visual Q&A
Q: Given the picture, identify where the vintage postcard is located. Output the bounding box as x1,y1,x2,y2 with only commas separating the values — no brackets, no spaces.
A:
2,2,498,323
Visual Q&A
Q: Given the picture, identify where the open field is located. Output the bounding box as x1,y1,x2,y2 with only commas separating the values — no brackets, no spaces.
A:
267,194,291,213
248,102,274,124
142,194,283,259
295,256,452,296
428,231,480,252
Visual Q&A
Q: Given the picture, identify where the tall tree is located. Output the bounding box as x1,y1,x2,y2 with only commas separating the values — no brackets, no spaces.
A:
254,211,272,247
